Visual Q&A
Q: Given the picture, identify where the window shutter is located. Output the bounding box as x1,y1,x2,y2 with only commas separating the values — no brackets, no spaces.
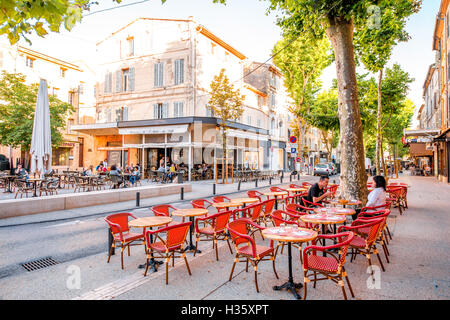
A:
159,63,164,87
163,103,169,118
153,104,158,119
115,70,121,93
104,74,109,93
154,64,159,87
175,59,184,85
129,67,135,91
123,107,128,121
174,102,178,117
179,102,184,117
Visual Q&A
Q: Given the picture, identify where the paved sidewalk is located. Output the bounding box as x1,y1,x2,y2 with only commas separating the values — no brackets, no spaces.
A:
0,175,448,300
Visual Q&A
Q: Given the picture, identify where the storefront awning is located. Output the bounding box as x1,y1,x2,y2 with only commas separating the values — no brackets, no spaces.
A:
118,124,188,135
409,143,433,157
227,129,269,141
71,123,119,136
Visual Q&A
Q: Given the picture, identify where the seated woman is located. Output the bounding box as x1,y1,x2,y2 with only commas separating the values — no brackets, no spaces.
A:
109,165,123,188
352,175,386,220
129,166,141,186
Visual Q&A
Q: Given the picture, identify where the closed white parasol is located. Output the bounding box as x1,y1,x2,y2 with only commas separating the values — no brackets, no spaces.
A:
30,79,52,176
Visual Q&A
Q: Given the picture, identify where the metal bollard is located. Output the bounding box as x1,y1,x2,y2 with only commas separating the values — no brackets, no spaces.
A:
181,187,184,200
238,180,241,191
213,184,216,195
136,192,140,207
298,174,300,181
280,177,283,184
255,179,258,188
269,177,272,185
290,175,292,182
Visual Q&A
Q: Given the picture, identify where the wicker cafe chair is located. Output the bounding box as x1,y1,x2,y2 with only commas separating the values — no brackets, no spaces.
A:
212,196,231,203
105,213,145,269
14,179,33,199
360,203,393,241
260,199,276,226
338,217,386,272
386,186,406,215
227,218,278,293
247,190,264,201
191,199,213,210
302,198,324,208
232,202,265,239
144,222,192,284
194,210,234,261
355,210,391,263
151,204,183,225
302,231,355,300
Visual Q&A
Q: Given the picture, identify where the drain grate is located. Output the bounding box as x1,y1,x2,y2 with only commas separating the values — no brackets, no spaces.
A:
21,257,59,272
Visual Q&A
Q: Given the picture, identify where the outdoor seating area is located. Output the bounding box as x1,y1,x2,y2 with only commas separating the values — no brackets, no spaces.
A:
0,169,146,199
104,180,409,300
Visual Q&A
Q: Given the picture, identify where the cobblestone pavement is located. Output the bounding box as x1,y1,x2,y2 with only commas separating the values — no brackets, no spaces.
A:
0,175,448,300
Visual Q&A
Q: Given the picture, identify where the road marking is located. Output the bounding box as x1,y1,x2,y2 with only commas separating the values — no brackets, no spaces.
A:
72,244,223,300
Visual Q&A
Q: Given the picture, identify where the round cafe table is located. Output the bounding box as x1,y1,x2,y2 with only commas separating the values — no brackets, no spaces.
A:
212,201,242,211
300,213,346,257
263,191,288,210
231,197,259,208
129,216,173,271
313,207,356,216
262,226,317,300
172,208,209,254
2,175,16,193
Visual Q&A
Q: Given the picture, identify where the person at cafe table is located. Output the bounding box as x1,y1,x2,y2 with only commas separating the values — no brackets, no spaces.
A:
306,175,332,205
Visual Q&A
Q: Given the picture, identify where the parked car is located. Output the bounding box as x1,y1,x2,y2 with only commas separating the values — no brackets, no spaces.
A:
0,154,10,171
313,163,334,176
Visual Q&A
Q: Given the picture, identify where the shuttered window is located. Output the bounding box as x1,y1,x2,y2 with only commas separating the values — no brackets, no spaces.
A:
115,70,122,93
153,103,168,119
154,63,164,87
104,72,112,93
174,59,184,85
174,101,184,117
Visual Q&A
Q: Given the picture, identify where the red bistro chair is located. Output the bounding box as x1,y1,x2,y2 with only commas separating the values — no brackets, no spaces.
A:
386,186,406,214
233,202,265,238
270,210,306,260
247,190,264,201
338,217,386,272
356,210,391,262
194,210,233,260
227,218,279,293
270,186,288,199
105,213,145,269
151,204,182,224
302,198,324,208
191,199,213,210
289,183,302,189
360,203,393,241
302,231,355,300
212,196,231,203
144,221,192,284
302,182,312,187
260,199,276,226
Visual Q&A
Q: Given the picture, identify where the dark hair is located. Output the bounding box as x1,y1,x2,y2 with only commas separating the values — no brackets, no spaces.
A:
111,165,117,171
373,175,386,191
320,175,330,181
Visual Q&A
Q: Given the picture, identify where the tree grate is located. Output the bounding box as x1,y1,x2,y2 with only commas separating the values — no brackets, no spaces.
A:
21,257,59,272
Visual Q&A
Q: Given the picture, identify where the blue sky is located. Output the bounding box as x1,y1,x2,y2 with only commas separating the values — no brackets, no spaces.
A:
25,0,441,126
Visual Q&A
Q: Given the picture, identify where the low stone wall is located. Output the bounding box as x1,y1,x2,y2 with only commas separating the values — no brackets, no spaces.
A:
0,184,191,219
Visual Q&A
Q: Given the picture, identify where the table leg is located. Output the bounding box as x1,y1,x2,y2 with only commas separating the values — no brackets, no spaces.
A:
273,242,303,300
184,216,201,254
107,229,115,256
274,196,278,210
138,227,163,271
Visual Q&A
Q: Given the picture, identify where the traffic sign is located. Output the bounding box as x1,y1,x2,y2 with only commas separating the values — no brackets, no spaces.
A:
296,157,301,163
289,136,297,144
291,148,297,154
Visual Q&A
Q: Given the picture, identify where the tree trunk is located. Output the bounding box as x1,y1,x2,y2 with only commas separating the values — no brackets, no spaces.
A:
376,69,383,175
222,128,227,184
381,135,386,177
325,16,367,202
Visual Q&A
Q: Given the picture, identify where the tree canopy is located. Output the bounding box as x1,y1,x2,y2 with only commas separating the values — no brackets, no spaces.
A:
0,72,74,151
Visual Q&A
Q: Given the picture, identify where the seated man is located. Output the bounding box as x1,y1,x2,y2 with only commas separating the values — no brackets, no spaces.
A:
305,175,332,206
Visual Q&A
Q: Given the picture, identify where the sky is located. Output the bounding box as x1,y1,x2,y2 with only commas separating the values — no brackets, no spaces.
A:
23,0,441,127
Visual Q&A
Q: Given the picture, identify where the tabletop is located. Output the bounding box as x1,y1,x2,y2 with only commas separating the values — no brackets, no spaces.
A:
212,202,242,209
231,197,259,204
314,207,355,216
262,227,317,243
172,208,209,217
129,216,173,228
300,214,347,225
285,188,308,192
263,192,288,197
329,199,362,206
